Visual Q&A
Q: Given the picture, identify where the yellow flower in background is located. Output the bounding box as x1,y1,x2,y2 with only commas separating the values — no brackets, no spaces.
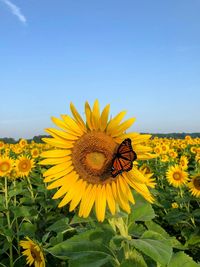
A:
16,155,35,177
166,165,189,187
161,144,169,154
19,139,28,148
0,141,5,150
154,145,162,155
0,156,14,177
188,174,200,198
139,165,156,188
171,202,179,209
31,148,40,158
40,100,155,222
168,149,178,159
20,237,45,267
179,155,188,170
161,154,169,162
190,146,197,154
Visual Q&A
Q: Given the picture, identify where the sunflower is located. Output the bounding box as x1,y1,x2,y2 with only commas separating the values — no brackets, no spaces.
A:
15,155,35,177
139,165,156,188
171,202,179,209
19,139,28,148
40,100,155,222
188,174,200,197
0,141,5,150
179,155,188,170
0,156,13,177
31,148,40,158
166,165,188,187
20,237,45,267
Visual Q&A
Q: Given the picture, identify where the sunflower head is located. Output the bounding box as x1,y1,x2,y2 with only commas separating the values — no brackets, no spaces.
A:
0,156,14,177
19,139,28,148
20,237,45,267
179,155,188,170
0,141,5,150
15,155,35,178
188,174,200,197
31,148,40,158
40,100,155,222
171,202,179,209
166,165,189,187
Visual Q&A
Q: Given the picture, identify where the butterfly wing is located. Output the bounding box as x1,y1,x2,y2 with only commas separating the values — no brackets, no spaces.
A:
111,138,137,178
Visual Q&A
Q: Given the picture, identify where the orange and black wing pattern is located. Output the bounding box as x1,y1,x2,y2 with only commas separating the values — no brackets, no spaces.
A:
111,138,137,178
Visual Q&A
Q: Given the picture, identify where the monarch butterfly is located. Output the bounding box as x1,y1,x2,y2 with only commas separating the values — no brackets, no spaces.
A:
111,138,137,178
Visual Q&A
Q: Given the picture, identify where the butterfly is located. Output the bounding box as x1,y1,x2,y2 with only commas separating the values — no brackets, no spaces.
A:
111,138,137,178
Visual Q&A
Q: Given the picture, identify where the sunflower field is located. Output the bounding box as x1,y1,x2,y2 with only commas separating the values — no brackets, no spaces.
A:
0,101,200,267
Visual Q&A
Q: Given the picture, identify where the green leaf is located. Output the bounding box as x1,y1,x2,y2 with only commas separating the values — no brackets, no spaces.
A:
121,259,147,267
145,221,185,249
168,252,200,267
10,206,31,218
47,226,114,260
8,184,24,198
19,222,36,237
129,223,146,238
121,249,147,267
129,193,155,223
130,230,172,266
164,210,189,224
47,217,70,233
69,252,111,267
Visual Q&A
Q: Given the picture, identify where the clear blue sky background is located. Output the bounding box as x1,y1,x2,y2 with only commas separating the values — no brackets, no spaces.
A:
0,0,200,139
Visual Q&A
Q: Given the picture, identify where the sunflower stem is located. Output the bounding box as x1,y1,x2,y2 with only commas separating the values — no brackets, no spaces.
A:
13,180,20,256
26,176,35,201
4,177,14,267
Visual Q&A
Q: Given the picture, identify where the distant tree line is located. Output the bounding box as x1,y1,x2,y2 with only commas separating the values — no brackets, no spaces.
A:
1,133,200,144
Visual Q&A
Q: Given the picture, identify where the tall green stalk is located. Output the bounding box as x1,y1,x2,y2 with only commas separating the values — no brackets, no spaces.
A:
4,177,13,267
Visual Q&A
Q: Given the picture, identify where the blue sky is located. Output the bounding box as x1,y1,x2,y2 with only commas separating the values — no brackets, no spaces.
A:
0,0,200,139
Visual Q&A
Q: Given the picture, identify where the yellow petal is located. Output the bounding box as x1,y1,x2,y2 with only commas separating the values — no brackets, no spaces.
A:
39,156,71,165
85,102,94,130
51,116,75,135
124,175,154,203
105,183,116,215
47,176,67,189
106,111,127,134
81,184,97,218
52,172,79,199
45,128,79,141
95,185,106,222
58,185,77,208
134,145,152,153
125,168,146,184
44,166,74,183
78,183,92,217
110,118,136,137
43,161,72,177
118,133,151,145
100,104,110,131
69,180,87,211
92,99,100,131
116,178,130,213
118,176,135,204
42,138,74,149
70,102,86,132
61,115,84,135
41,149,71,158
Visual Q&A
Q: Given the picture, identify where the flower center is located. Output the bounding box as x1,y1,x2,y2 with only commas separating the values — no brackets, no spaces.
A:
173,172,181,180
85,152,106,170
0,162,10,172
72,131,117,184
19,160,31,171
193,176,200,190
